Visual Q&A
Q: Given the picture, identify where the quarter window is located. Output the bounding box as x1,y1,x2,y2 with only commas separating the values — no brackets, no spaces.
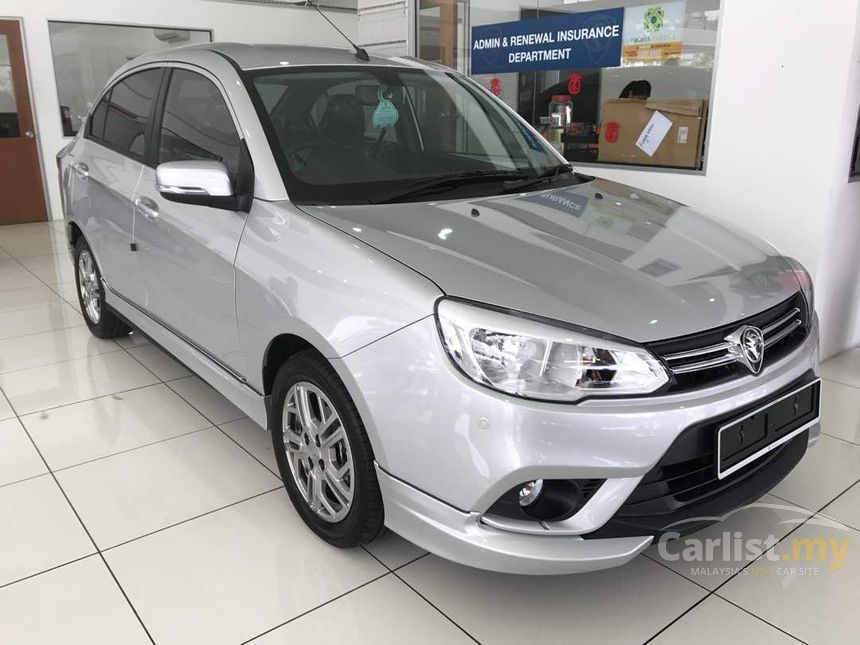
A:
851,107,860,179
158,69,241,177
88,93,109,140
99,68,162,158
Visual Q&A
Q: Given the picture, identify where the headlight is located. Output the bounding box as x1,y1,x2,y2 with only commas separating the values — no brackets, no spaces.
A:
436,299,669,402
783,258,814,325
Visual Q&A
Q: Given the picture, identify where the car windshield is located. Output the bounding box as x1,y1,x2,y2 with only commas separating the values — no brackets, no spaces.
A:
248,66,586,205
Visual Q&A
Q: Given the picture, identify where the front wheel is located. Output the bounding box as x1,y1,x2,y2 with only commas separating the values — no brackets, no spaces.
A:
73,237,131,339
270,351,385,547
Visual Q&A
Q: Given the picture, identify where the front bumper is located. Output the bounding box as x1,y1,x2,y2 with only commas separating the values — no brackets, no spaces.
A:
335,315,819,574
376,465,653,575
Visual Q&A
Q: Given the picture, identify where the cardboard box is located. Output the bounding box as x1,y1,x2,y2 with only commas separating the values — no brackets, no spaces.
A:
598,98,706,169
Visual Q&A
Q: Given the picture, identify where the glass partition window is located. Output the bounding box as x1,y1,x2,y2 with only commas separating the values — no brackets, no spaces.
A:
48,21,211,136
418,0,720,171
0,35,20,137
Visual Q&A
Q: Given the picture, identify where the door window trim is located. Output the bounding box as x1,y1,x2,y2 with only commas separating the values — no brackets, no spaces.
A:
150,63,245,174
83,64,167,166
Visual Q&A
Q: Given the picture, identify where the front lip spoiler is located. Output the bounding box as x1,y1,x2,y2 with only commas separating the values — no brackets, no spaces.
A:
376,465,652,575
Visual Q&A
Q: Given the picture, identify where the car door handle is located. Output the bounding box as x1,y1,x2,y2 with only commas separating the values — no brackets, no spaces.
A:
134,197,160,221
73,162,89,180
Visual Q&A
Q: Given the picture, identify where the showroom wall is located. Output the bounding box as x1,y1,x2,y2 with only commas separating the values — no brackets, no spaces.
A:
357,0,409,57
589,0,860,358
420,0,860,358
2,0,358,229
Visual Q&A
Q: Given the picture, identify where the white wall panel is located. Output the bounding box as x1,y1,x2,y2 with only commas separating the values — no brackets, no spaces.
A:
1,0,357,225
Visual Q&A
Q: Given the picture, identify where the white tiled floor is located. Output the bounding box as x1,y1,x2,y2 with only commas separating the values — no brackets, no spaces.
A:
0,222,858,644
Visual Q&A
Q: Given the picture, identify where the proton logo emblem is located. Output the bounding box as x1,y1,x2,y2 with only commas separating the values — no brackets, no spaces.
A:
725,325,765,375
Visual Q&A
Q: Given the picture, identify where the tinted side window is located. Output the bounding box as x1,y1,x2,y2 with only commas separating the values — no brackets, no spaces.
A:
852,108,860,178
101,69,162,158
88,92,109,139
158,69,241,176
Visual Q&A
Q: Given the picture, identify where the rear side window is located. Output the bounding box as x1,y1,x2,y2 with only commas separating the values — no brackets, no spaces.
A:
100,68,161,158
88,93,109,139
158,69,241,176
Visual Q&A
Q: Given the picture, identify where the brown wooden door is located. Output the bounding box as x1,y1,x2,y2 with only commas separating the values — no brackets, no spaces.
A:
0,19,47,224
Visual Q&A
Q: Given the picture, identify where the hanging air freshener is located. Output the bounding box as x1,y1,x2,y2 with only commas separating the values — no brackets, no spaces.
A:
372,86,400,129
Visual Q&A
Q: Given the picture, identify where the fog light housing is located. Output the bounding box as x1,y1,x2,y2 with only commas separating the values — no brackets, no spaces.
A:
487,479,605,522
518,479,544,507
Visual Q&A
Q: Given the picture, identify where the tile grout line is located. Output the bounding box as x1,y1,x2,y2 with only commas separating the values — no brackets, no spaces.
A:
640,593,712,645
0,297,74,318
640,552,712,593
392,551,431,572
0,346,125,378
819,373,860,391
115,339,283,480
237,570,394,645
0,318,99,344
5,253,291,637
49,425,215,475
2,248,69,297
390,567,483,644
2,259,166,644
642,475,860,644
641,554,808,645
5,358,284,639
10,381,158,422
0,469,52,492
0,552,95,592
819,431,860,447
359,546,482,644
3,381,165,418
102,486,284,553
717,596,808,644
8,401,157,645
359,545,430,574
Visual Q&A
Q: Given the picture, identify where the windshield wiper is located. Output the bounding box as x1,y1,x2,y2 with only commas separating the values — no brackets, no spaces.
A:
498,164,575,194
370,170,529,204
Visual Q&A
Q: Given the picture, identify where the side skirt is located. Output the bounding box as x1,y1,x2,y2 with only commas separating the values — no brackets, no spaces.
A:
104,285,268,428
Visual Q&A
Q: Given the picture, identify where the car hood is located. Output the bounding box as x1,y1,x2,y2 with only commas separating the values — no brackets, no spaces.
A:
299,178,801,343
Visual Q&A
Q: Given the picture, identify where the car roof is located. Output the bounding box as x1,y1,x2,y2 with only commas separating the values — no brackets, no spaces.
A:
143,42,439,72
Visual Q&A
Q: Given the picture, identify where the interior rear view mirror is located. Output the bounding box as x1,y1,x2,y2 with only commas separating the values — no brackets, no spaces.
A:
355,84,404,106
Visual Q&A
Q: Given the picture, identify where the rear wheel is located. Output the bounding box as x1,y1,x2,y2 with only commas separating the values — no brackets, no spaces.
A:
270,351,385,547
73,237,131,339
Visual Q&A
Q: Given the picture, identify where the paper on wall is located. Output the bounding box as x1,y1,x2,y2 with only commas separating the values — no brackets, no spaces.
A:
635,110,673,157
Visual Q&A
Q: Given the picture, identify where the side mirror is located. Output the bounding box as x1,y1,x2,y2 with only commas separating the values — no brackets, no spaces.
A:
156,161,239,211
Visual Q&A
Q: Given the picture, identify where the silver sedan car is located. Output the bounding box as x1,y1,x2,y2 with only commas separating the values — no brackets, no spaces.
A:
57,43,820,575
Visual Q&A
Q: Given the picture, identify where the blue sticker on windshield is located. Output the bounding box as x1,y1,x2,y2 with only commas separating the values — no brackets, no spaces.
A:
516,121,544,151
372,87,400,129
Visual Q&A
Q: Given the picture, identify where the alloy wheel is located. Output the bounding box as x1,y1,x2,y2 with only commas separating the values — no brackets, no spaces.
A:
282,381,355,523
77,249,101,324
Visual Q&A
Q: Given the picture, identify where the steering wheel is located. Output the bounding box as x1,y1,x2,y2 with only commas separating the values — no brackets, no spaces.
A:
284,140,328,172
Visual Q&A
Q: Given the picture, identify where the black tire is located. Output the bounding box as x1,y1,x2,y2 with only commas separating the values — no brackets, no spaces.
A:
270,350,385,547
73,236,131,339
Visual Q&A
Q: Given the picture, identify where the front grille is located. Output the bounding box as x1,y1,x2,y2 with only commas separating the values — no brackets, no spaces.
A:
649,293,808,392
585,372,816,539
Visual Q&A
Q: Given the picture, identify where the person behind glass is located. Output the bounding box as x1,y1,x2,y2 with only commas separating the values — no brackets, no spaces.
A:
619,80,652,100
